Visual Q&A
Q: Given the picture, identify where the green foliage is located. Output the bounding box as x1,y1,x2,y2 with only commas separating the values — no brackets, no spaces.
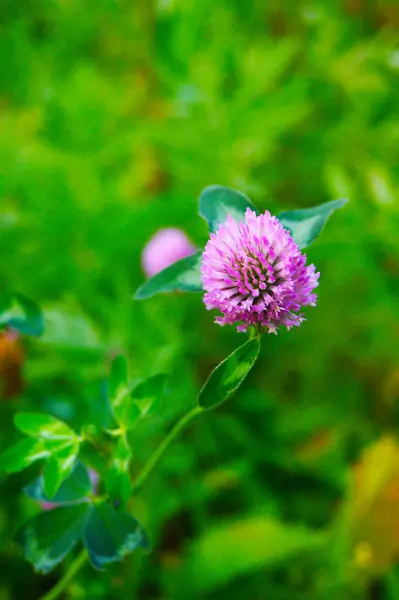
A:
199,185,257,232
83,503,149,570
0,438,49,474
181,515,323,594
278,198,349,249
1,414,81,497
105,436,132,507
134,252,203,299
109,356,167,429
24,462,93,505
15,505,90,574
130,374,167,419
198,339,260,409
0,293,44,336
0,0,397,598
14,413,75,441
42,447,78,500
108,355,131,427
16,493,149,573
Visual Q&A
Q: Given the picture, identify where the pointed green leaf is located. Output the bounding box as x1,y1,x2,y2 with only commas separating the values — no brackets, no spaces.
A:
43,443,79,499
106,437,132,507
0,438,49,474
113,401,141,431
199,185,258,233
198,339,260,410
83,503,150,570
43,457,65,500
130,373,167,421
278,198,349,249
108,355,129,403
24,462,93,504
108,355,134,428
134,251,203,300
0,293,44,336
14,413,75,441
15,505,90,574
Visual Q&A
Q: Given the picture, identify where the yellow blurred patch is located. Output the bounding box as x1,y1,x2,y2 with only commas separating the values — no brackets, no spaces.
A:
348,437,399,573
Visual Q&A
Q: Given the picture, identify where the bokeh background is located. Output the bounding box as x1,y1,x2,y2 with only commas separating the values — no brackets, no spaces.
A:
1,0,399,598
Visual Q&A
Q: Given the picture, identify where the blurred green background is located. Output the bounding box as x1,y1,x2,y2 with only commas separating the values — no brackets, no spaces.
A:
1,0,399,598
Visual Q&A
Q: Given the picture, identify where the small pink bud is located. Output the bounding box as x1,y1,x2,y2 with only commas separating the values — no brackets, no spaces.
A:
142,228,196,278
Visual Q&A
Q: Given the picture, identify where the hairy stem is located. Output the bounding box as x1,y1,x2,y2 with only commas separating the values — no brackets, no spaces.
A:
132,405,203,494
40,548,88,600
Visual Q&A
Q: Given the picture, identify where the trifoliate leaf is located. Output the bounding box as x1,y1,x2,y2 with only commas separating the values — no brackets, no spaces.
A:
83,503,150,570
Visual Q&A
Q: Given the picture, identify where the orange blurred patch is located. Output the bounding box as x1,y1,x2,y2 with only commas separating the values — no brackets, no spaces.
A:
0,330,24,400
295,428,336,463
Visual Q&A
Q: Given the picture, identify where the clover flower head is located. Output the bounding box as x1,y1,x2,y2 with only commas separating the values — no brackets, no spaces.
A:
201,208,320,334
142,228,196,278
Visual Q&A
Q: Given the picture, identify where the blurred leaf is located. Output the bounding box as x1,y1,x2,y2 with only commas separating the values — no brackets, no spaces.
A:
366,165,395,206
42,309,103,350
15,505,90,574
14,413,75,441
24,462,93,504
83,503,149,570
130,373,167,420
185,515,323,593
199,185,258,232
0,293,44,336
106,436,132,507
278,199,349,249
134,252,203,300
0,438,49,474
198,339,260,410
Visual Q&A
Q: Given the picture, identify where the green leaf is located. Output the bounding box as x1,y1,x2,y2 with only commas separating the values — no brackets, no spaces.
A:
185,516,323,593
129,373,167,422
199,185,258,233
43,443,79,499
0,438,49,474
0,293,44,336
198,339,260,410
108,355,134,427
134,251,203,300
15,505,90,574
106,436,132,507
83,503,150,570
277,198,349,249
108,355,129,403
113,402,141,431
14,413,75,441
41,309,103,350
24,462,93,504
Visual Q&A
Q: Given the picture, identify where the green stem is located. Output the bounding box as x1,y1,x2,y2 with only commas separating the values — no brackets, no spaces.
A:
40,549,88,600
248,326,260,341
132,405,203,494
